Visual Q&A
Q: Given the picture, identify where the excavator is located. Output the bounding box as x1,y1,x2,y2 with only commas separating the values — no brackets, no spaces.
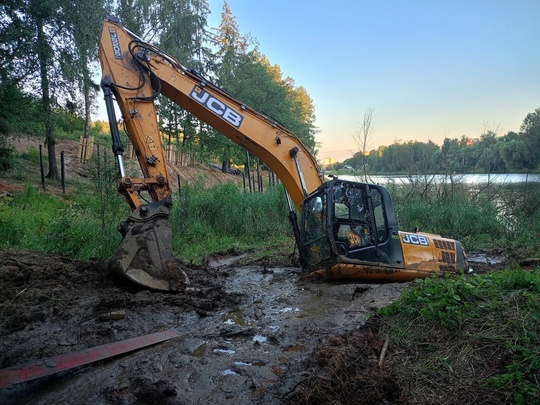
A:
98,17,468,292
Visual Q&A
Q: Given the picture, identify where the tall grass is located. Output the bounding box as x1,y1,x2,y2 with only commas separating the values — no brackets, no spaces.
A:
2,159,539,262
388,177,540,255
170,181,292,262
0,151,128,259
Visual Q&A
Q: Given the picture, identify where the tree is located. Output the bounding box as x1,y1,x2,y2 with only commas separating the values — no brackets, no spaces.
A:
475,130,505,173
520,107,540,170
152,0,212,160
65,0,107,139
352,108,373,181
211,1,255,171
1,0,107,178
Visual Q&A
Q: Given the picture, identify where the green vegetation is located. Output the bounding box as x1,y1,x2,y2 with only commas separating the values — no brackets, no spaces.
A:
0,183,122,259
379,269,540,404
0,141,294,263
0,147,128,259
1,1,318,180
2,139,539,262
384,177,540,256
170,181,292,262
0,178,292,264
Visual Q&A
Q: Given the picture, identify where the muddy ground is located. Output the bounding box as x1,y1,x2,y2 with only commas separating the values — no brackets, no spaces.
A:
0,248,414,404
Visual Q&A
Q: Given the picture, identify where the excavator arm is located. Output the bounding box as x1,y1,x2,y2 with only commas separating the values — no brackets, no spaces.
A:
99,18,322,212
99,17,322,291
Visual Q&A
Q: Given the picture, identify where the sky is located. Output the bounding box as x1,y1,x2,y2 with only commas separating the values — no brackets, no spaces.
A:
206,0,540,161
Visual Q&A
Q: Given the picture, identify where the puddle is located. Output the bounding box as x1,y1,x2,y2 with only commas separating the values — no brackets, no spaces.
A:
221,310,252,326
213,348,236,355
233,361,252,366
277,307,300,314
189,343,209,358
207,253,250,269
468,252,505,265
252,335,267,343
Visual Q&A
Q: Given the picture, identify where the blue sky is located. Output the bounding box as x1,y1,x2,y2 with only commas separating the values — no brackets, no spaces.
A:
207,0,540,161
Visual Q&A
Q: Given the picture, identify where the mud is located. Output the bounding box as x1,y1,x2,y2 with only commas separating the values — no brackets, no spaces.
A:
0,249,408,404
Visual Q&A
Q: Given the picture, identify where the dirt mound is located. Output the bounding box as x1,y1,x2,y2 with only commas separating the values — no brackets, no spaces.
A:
0,250,233,368
278,318,404,404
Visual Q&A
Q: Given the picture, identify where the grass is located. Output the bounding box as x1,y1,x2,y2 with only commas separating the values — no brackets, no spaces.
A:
0,144,293,263
389,179,540,255
0,182,126,259
378,268,540,404
2,142,540,263
170,181,292,263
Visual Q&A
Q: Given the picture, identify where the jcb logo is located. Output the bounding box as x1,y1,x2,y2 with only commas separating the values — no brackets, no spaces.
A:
402,233,429,246
108,28,122,59
190,86,244,128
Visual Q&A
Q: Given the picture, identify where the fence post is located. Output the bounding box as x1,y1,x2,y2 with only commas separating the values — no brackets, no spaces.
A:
245,151,252,192
256,158,262,192
61,151,65,193
178,174,181,196
39,145,46,191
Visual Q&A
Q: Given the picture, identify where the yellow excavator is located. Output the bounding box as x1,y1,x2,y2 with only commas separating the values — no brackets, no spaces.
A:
99,17,468,291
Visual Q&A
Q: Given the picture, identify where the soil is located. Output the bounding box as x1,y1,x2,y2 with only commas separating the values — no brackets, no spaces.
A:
0,135,513,404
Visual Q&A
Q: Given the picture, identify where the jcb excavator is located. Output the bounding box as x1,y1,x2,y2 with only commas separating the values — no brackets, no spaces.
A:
99,17,468,291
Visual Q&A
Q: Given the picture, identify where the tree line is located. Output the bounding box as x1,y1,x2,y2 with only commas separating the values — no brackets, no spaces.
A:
0,0,318,178
339,109,540,174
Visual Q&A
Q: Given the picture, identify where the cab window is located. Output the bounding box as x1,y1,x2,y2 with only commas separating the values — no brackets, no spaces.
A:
369,187,388,243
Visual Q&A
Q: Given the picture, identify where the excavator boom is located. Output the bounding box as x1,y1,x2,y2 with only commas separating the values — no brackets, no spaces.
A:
99,17,322,291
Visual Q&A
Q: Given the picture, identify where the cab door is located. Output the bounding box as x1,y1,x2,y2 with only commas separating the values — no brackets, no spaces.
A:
330,181,404,267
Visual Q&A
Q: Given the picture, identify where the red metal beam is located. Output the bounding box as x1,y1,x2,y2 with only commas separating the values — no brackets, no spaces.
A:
0,330,179,389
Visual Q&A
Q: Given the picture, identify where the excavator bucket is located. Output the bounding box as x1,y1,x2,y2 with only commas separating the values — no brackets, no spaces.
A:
106,201,190,292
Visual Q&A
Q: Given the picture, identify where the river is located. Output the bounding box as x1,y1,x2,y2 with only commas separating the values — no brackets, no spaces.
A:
336,173,540,185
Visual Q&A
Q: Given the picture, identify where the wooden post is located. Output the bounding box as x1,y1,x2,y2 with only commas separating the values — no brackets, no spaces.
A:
245,151,252,192
61,151,65,193
39,145,46,191
256,158,262,192
78,136,94,160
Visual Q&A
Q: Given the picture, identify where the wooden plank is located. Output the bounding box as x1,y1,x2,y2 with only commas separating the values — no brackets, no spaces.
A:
0,330,179,389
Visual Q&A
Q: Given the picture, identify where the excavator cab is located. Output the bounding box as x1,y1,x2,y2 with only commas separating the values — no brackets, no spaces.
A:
300,179,468,281
301,180,402,269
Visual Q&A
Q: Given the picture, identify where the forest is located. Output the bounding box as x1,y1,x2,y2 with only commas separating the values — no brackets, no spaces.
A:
0,0,318,176
338,110,540,175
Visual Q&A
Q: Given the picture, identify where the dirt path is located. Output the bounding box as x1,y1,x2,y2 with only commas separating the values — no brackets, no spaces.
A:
0,249,408,404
